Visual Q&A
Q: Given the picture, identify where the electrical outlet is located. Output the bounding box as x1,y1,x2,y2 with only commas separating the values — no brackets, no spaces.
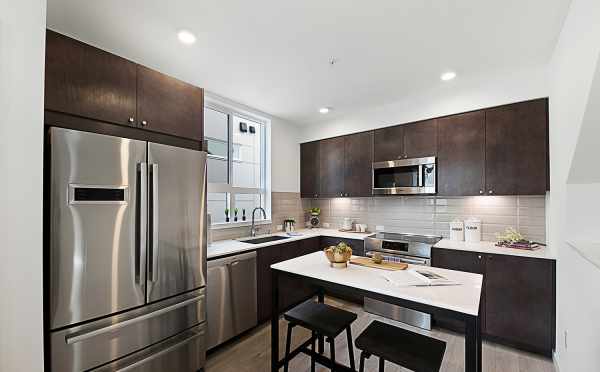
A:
564,330,568,349
276,225,283,231
323,222,330,228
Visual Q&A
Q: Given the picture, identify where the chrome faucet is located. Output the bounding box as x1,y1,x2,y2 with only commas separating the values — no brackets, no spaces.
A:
250,207,267,237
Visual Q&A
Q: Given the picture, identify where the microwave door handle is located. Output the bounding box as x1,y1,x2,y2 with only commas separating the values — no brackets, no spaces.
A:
418,164,424,187
150,163,159,282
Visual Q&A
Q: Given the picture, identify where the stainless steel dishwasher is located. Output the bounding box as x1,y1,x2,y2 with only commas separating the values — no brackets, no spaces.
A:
207,251,257,350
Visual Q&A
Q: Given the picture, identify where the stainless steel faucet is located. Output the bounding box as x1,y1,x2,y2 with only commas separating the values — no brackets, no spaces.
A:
250,207,267,237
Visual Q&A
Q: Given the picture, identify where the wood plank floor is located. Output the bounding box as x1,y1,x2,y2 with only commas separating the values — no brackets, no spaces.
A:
206,297,555,372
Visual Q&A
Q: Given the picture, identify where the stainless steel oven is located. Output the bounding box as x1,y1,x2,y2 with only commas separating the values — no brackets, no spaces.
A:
363,232,441,330
372,156,436,195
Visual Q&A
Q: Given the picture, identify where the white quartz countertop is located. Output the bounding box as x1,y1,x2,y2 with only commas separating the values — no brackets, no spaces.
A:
271,252,483,316
434,239,556,260
207,228,372,259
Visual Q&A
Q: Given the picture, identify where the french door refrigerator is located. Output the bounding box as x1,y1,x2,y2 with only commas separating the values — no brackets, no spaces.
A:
48,128,207,372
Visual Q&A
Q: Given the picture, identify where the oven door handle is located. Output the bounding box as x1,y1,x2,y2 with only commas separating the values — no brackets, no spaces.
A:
366,251,429,266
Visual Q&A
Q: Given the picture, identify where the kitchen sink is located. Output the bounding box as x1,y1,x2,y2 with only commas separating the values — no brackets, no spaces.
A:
241,235,290,244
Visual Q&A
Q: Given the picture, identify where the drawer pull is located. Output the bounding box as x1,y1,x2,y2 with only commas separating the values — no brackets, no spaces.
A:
65,296,203,345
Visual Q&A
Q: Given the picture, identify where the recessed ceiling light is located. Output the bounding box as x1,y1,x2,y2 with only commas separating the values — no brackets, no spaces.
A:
177,30,196,45
440,71,457,81
319,107,331,114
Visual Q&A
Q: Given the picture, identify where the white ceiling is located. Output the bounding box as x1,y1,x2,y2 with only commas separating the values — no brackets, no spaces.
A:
47,0,570,125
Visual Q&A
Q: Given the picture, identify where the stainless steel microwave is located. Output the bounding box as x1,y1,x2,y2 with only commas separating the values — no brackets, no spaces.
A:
372,156,436,195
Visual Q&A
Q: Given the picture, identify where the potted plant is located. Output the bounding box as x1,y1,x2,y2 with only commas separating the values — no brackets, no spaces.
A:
324,242,353,268
224,208,230,223
308,207,321,228
242,209,246,221
234,208,239,222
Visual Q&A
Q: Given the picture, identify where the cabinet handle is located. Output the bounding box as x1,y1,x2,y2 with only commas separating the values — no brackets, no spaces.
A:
404,154,408,158
479,190,483,194
141,120,148,126
128,117,135,123
488,190,494,195
478,255,482,259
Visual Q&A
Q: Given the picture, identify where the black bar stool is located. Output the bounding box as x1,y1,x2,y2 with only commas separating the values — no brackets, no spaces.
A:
355,321,446,372
283,301,357,372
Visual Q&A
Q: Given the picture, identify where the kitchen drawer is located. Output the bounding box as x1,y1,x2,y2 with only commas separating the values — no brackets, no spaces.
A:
93,324,206,372
51,289,205,372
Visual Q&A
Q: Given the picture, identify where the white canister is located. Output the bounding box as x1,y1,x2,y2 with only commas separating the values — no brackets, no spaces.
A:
464,218,482,243
449,220,465,241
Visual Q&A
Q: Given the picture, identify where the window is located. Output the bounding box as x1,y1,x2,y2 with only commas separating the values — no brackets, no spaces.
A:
205,103,270,227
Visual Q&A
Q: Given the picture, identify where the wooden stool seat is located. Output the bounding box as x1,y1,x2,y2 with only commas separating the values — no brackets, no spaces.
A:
284,301,358,337
283,301,357,372
355,321,446,372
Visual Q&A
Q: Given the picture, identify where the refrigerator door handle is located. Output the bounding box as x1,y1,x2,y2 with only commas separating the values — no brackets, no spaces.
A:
150,163,159,282
64,295,203,345
136,163,148,286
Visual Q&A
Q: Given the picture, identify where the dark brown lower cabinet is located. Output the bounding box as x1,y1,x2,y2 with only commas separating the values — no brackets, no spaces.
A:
256,238,321,323
319,236,365,304
257,244,281,323
431,248,555,356
484,254,555,355
320,236,365,257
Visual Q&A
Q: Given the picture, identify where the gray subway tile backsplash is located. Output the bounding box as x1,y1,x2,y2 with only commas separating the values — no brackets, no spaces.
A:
310,195,546,243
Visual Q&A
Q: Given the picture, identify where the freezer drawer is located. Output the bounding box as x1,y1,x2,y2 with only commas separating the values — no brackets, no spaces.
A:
207,251,257,349
147,142,207,303
93,324,206,372
49,127,148,329
51,289,205,372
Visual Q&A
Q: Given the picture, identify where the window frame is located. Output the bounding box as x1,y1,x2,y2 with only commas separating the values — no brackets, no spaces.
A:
205,98,271,229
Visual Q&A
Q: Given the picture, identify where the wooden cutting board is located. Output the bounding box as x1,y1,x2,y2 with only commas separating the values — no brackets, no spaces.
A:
349,257,408,271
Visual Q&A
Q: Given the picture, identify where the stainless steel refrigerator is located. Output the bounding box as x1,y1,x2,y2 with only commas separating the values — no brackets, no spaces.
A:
48,127,207,372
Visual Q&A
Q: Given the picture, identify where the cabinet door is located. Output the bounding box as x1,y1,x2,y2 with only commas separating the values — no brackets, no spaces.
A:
431,248,484,274
137,66,204,141
431,248,484,333
516,99,548,194
45,30,137,126
319,137,346,197
485,254,555,353
373,125,404,162
403,120,438,158
485,106,519,195
437,111,485,196
344,132,373,197
257,245,280,323
299,237,321,255
300,141,321,198
320,237,365,257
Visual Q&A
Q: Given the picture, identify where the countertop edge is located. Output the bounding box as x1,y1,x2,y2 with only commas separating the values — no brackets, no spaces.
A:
433,239,556,260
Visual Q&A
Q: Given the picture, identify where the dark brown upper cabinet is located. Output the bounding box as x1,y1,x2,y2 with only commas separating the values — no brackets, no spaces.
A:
45,31,204,143
45,30,137,127
319,137,346,197
374,120,437,162
485,105,519,195
437,111,486,196
136,66,204,141
515,99,548,195
374,125,404,162
344,131,373,197
485,99,548,195
300,141,321,198
403,120,438,158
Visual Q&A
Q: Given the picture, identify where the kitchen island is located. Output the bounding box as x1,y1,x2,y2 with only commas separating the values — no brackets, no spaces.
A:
270,252,484,372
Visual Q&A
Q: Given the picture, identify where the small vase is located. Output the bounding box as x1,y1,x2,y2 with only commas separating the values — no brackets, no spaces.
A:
225,217,230,222
234,216,238,222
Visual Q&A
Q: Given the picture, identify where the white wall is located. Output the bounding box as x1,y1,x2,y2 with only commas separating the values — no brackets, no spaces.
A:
299,65,549,142
205,92,301,193
547,0,600,370
0,0,47,371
